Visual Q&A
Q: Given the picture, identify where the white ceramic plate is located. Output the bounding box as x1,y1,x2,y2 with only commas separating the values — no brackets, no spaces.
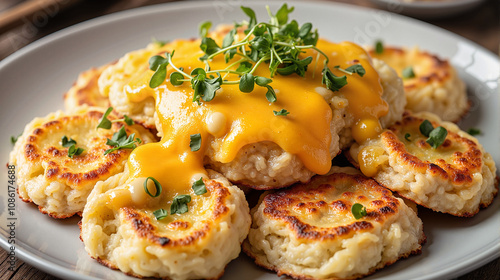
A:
370,0,487,19
0,1,498,279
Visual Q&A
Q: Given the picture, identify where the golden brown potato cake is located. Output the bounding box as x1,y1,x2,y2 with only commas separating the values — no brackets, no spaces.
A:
349,111,498,217
80,169,250,279
368,46,468,122
9,106,157,218
243,167,425,280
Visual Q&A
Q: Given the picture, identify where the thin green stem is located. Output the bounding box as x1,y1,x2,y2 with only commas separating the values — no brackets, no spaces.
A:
249,56,269,75
207,41,248,60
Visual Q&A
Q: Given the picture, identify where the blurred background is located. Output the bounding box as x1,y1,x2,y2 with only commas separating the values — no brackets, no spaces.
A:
0,0,498,280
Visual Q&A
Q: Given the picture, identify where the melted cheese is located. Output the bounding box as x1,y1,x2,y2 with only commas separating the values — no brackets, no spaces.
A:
118,32,386,192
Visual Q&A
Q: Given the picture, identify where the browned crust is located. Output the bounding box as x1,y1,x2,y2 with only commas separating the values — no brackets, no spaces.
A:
19,109,155,218
120,178,231,247
382,112,483,185
258,172,402,241
23,111,134,186
243,237,425,280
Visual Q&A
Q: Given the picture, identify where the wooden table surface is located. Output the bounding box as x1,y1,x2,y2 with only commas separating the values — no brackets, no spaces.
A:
0,0,499,279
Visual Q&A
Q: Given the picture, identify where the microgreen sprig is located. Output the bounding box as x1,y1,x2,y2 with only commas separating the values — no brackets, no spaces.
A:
148,4,354,104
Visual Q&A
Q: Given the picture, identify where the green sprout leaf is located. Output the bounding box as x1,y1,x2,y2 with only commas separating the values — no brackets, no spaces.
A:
255,76,272,87
235,61,253,73
426,126,448,149
298,22,312,38
241,6,257,32
10,133,21,145
149,53,171,88
402,66,416,79
222,28,236,48
170,194,192,214
151,37,168,48
104,126,141,155
153,208,168,220
62,136,84,158
192,177,207,195
190,133,202,152
275,3,294,25
344,64,366,77
265,86,277,102
97,107,113,129
170,72,185,86
200,37,221,60
199,21,212,38
67,145,84,158
273,109,290,116
239,73,255,93
419,120,448,149
351,203,367,219
322,67,347,92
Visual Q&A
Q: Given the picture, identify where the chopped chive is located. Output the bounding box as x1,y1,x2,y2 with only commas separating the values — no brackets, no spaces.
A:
61,136,77,148
123,115,134,125
419,120,434,137
67,145,84,158
404,133,411,141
